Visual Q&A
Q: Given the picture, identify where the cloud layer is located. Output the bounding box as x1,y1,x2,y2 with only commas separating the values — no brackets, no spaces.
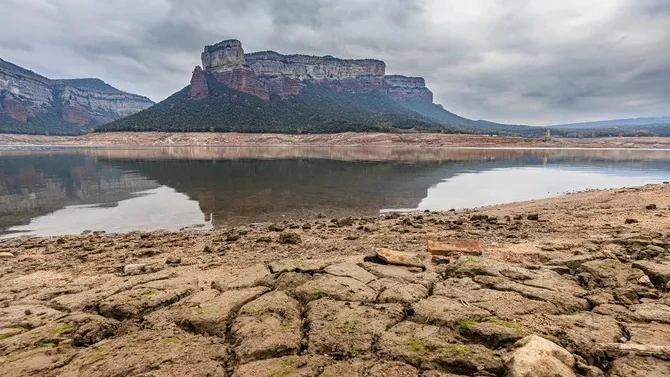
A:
1,0,668,125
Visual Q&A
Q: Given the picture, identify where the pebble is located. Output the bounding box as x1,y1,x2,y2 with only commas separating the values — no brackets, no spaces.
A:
638,275,653,287
646,204,658,210
123,263,147,275
0,252,15,258
165,256,181,265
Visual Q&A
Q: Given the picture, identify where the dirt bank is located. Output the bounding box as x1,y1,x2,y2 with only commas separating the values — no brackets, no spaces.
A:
1,184,670,376
1,132,670,149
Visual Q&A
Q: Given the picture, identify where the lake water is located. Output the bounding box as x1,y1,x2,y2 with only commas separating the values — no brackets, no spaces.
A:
1,147,669,237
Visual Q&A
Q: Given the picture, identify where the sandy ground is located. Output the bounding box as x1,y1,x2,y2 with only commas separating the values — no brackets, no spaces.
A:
1,184,670,376
1,132,670,149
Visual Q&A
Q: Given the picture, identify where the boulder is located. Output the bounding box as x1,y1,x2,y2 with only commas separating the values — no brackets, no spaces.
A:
375,248,425,268
504,335,576,377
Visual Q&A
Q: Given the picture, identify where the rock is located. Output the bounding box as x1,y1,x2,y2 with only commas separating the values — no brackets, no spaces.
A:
375,248,425,268
256,235,273,243
426,238,482,256
336,217,354,227
632,261,670,288
378,321,502,375
344,234,360,241
527,214,540,221
279,232,301,244
368,278,428,304
293,275,376,303
386,75,433,103
413,296,491,327
211,264,272,291
459,319,529,349
321,359,419,377
580,259,645,288
232,355,331,377
625,218,639,224
0,252,15,258
188,66,209,99
431,255,450,265
608,356,670,376
546,254,602,270
231,291,302,363
123,263,147,276
638,275,653,287
160,287,269,336
269,259,328,274
268,223,286,232
165,256,181,265
504,335,576,377
324,262,377,284
360,262,439,289
646,204,658,210
307,299,403,356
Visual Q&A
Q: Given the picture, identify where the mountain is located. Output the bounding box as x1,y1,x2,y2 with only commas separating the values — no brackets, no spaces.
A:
101,39,542,136
550,117,670,129
0,58,154,135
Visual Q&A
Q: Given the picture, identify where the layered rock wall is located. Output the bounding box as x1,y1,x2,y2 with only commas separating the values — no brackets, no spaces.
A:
0,58,154,129
196,39,435,104
385,75,433,103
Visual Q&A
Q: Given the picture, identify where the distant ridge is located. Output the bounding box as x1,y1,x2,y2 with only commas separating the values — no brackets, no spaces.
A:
549,117,670,129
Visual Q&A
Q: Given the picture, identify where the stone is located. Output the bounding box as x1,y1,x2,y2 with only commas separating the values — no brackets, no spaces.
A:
546,254,602,270
608,356,670,377
268,223,286,232
378,322,502,375
321,359,419,377
165,255,181,265
368,278,428,304
504,335,576,377
638,275,653,287
122,263,147,276
56,330,228,377
231,291,302,363
646,204,658,210
386,75,433,103
527,214,539,221
459,319,529,349
375,248,425,268
580,259,645,288
306,299,403,356
632,260,670,288
426,238,482,256
625,218,639,224
231,355,331,377
293,275,376,303
0,251,15,258
279,231,302,244
269,259,328,274
360,262,439,289
324,262,377,284
211,264,272,291
158,287,269,336
412,296,491,327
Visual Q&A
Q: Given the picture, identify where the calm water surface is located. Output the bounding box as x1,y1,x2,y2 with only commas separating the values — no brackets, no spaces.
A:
1,147,669,237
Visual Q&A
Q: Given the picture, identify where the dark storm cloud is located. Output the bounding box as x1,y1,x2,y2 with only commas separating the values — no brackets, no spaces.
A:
0,0,668,125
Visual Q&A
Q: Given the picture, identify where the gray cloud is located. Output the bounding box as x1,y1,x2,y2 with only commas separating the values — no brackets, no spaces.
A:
0,0,668,125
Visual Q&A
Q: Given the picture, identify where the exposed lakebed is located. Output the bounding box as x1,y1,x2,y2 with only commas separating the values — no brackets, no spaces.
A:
1,147,669,237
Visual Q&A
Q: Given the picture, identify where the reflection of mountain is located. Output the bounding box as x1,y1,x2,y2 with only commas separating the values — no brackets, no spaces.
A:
0,154,158,233
1,148,669,232
99,150,670,226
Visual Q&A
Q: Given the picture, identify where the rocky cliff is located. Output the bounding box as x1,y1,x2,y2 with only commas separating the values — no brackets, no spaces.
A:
194,39,390,100
385,75,433,103
0,58,154,134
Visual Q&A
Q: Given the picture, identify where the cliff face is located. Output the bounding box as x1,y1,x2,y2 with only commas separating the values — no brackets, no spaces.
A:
197,39,390,100
0,58,154,134
385,75,434,103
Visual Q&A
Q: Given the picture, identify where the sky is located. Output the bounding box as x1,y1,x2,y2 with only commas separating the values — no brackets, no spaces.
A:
1,0,669,125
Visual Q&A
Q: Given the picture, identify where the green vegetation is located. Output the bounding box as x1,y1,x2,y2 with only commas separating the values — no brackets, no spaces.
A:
486,318,526,332
52,323,73,335
440,344,468,356
314,291,327,300
0,332,15,339
141,290,157,296
168,296,179,305
334,320,356,331
407,338,428,353
459,320,476,334
99,78,445,134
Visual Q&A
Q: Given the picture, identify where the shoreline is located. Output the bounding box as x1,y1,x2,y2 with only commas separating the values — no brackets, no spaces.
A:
1,184,670,375
1,131,670,149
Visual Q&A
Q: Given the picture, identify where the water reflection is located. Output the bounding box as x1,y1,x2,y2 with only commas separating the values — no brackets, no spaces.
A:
1,147,669,237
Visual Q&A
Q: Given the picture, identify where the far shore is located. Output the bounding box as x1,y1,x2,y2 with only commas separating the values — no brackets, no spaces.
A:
1,131,670,149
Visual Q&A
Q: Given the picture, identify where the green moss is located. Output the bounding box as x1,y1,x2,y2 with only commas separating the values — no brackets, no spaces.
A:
486,318,526,332
0,332,15,339
52,323,73,335
168,296,179,305
458,320,476,334
163,337,178,344
86,346,106,362
441,344,468,356
141,290,157,296
334,320,356,331
407,338,427,353
197,308,207,315
290,260,305,267
314,291,327,299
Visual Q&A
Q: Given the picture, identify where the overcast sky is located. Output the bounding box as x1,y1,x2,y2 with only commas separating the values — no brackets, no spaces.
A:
1,0,668,125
